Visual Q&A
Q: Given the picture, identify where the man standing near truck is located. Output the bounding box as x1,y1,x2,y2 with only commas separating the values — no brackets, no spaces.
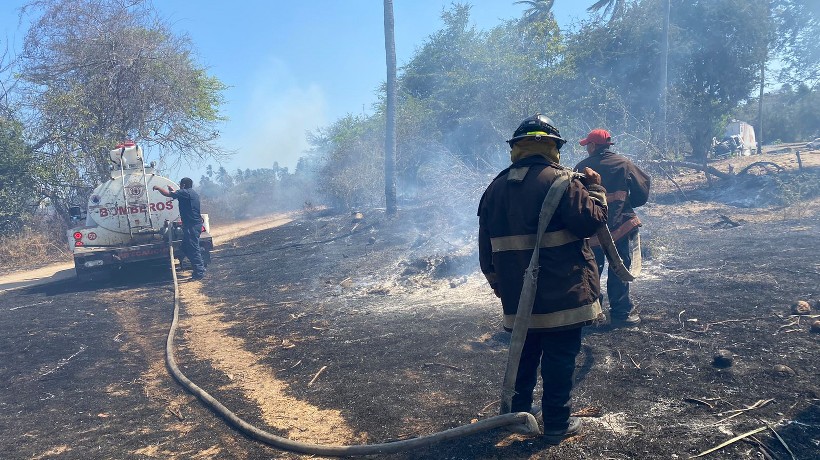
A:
153,177,206,280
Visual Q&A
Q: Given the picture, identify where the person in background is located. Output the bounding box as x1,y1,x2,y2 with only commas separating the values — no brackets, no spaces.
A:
574,129,650,326
153,177,206,280
478,114,608,444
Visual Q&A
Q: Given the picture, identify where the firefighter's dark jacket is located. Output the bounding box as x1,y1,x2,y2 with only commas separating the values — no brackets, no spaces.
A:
478,156,608,331
574,150,650,243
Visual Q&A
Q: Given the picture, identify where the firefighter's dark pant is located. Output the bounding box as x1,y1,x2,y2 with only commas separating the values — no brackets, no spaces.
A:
182,224,206,277
593,230,637,320
511,327,582,431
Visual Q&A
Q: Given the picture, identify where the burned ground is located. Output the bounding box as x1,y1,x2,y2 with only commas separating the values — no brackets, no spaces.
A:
0,151,818,459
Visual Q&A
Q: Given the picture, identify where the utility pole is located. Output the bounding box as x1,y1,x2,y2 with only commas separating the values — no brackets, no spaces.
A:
756,58,765,155
383,0,397,215
660,0,670,154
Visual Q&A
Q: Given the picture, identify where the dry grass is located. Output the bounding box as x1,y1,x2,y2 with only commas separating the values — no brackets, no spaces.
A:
0,226,71,274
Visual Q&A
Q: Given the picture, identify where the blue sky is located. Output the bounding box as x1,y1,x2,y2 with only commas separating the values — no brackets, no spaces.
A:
2,1,588,178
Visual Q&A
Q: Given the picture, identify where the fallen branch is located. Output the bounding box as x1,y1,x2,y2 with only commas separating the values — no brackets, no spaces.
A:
478,399,500,416
712,399,775,426
738,161,785,176
656,348,683,356
628,355,641,369
307,365,327,387
706,318,758,327
655,163,689,201
644,330,705,344
744,436,777,460
343,333,394,344
699,318,759,332
690,426,767,458
650,160,731,180
278,359,303,373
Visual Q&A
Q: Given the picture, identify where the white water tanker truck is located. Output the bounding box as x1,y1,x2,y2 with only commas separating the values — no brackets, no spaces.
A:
67,142,213,280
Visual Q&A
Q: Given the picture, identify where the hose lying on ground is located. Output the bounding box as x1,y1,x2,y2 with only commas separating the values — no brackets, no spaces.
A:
163,236,539,456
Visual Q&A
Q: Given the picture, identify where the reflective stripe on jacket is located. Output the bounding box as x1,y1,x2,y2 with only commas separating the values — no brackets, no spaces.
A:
478,156,608,330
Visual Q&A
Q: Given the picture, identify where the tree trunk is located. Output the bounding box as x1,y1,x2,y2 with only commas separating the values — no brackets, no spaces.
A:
659,0,670,153
383,0,397,216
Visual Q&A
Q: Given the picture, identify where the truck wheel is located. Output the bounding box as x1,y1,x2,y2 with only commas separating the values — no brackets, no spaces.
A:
201,250,211,267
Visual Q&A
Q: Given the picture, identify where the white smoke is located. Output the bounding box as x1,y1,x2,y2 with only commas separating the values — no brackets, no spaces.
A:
230,57,328,171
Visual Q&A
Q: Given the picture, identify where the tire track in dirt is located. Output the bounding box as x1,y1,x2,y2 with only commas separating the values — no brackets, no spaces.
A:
177,281,362,445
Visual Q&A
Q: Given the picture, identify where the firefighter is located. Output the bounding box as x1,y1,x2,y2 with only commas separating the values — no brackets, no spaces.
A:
153,177,206,280
574,129,651,326
478,114,608,444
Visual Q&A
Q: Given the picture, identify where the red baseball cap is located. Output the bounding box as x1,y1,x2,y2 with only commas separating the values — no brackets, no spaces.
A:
579,129,614,146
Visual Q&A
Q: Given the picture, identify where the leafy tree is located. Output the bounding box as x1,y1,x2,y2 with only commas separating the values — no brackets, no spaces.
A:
559,0,770,162
16,0,228,215
305,114,385,209
667,0,770,161
560,1,666,146
734,83,820,142
400,4,493,166
770,0,820,85
0,117,39,232
400,4,564,170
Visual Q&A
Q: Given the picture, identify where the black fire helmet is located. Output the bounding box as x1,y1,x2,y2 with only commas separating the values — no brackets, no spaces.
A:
506,113,567,150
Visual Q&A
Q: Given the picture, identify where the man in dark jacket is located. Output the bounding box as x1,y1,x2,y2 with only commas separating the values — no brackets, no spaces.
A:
575,129,650,326
478,114,608,444
153,177,206,280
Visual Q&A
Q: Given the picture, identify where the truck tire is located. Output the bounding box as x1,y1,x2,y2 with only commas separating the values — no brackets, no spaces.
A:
201,249,211,267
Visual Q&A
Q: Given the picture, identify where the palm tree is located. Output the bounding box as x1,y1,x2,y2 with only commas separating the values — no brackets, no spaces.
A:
587,0,627,22
515,0,555,23
383,0,397,216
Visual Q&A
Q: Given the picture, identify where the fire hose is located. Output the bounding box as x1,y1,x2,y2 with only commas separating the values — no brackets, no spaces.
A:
162,229,539,457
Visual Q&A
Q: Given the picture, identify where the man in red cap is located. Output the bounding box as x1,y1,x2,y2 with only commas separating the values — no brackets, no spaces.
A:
575,129,651,326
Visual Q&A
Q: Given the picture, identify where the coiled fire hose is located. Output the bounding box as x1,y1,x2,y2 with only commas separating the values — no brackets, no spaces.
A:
162,228,539,456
